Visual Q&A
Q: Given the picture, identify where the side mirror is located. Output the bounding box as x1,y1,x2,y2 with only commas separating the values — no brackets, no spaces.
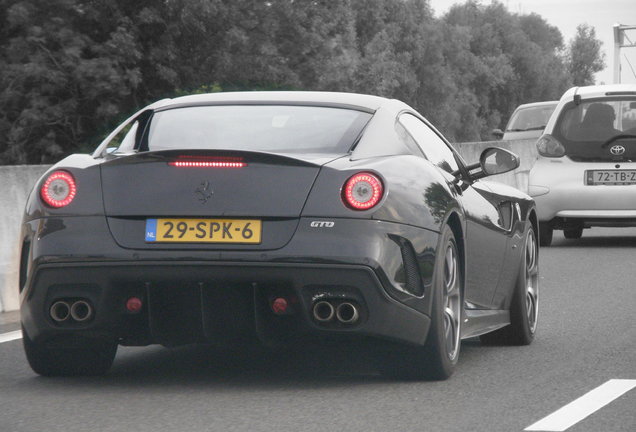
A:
491,128,504,140
479,147,520,176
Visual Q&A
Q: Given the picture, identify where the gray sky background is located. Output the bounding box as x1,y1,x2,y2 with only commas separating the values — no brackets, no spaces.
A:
429,0,636,85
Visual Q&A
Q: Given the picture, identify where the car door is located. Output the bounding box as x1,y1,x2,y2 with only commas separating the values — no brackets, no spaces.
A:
398,113,507,309
461,181,514,308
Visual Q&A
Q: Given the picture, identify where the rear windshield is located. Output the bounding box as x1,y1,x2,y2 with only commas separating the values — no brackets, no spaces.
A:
553,97,636,161
144,105,372,154
506,104,557,132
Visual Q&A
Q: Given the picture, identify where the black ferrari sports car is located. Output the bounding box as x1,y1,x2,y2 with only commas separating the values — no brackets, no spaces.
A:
19,91,539,379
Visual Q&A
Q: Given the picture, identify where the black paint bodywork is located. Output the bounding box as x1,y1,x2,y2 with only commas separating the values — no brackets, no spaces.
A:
19,92,536,350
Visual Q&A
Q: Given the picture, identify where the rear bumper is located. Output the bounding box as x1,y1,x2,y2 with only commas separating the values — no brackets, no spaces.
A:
22,261,430,348
529,158,636,223
20,216,437,348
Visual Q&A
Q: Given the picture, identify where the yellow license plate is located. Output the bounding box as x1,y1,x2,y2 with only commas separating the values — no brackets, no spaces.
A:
145,218,261,243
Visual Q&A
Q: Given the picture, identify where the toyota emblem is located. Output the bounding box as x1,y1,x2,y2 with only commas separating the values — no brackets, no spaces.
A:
610,145,626,155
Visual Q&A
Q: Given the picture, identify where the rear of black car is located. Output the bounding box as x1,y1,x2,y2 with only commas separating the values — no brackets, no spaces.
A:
19,100,438,375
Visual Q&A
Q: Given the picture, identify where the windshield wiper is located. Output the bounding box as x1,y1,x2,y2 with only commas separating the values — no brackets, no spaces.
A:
600,134,636,148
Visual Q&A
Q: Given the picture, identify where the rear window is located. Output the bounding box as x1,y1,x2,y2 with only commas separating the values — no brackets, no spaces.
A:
144,105,372,154
553,97,636,161
558,99,636,140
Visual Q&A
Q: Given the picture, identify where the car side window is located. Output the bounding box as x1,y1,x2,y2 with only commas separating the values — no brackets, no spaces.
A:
109,121,139,153
395,120,425,158
399,113,459,173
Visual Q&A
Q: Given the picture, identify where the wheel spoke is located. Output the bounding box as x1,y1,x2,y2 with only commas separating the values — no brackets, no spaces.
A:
442,241,461,360
526,291,537,328
526,233,537,272
524,230,539,333
444,307,457,355
445,248,456,292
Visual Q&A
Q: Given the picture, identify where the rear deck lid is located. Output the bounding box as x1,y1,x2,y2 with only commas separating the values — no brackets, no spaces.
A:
101,150,335,218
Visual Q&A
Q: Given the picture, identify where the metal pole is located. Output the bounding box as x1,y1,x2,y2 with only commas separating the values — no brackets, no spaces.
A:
613,24,636,84
614,24,622,84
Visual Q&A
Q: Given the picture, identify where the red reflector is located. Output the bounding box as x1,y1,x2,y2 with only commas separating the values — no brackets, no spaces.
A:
40,171,77,208
342,172,383,210
126,297,143,313
271,297,289,315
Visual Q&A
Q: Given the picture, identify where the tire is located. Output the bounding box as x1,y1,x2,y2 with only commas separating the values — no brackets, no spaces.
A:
23,327,117,376
539,223,552,247
480,224,538,345
563,227,583,239
378,225,462,380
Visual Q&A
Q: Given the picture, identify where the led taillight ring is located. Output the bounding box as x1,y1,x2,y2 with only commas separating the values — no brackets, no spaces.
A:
342,172,383,210
40,171,77,208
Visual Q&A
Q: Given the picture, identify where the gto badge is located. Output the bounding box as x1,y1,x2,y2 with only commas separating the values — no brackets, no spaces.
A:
610,145,626,155
310,221,335,228
195,181,213,203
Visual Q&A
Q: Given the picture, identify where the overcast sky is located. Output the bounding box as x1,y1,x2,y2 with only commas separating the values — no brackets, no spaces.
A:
429,0,636,85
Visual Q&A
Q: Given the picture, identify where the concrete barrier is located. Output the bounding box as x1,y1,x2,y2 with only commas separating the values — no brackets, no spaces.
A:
0,165,51,312
0,139,538,312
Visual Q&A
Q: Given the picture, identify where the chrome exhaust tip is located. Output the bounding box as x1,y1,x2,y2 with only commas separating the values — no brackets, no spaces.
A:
336,302,359,324
70,300,93,322
312,301,335,322
50,301,71,322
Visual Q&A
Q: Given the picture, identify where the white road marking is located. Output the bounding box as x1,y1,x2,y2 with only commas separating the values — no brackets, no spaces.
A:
525,379,636,431
0,330,22,344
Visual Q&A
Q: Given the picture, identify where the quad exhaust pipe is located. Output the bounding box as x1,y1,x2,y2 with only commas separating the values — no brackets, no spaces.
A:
336,302,359,324
70,300,93,322
50,299,93,323
312,301,335,322
50,301,71,322
312,300,360,325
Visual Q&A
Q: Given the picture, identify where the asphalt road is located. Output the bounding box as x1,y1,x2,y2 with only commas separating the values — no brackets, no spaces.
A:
1,228,635,432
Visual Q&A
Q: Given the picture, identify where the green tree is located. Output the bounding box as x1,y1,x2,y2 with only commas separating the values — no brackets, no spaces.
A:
1,0,142,163
442,1,570,140
0,0,612,163
567,23,605,86
0,0,226,163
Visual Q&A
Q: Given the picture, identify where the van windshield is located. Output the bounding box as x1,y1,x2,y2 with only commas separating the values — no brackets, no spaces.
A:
506,104,557,132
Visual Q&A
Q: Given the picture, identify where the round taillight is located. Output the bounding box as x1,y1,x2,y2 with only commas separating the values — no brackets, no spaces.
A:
40,171,77,208
342,172,383,210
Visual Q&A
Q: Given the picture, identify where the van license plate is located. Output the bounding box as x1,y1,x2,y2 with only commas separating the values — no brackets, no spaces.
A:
586,170,636,185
